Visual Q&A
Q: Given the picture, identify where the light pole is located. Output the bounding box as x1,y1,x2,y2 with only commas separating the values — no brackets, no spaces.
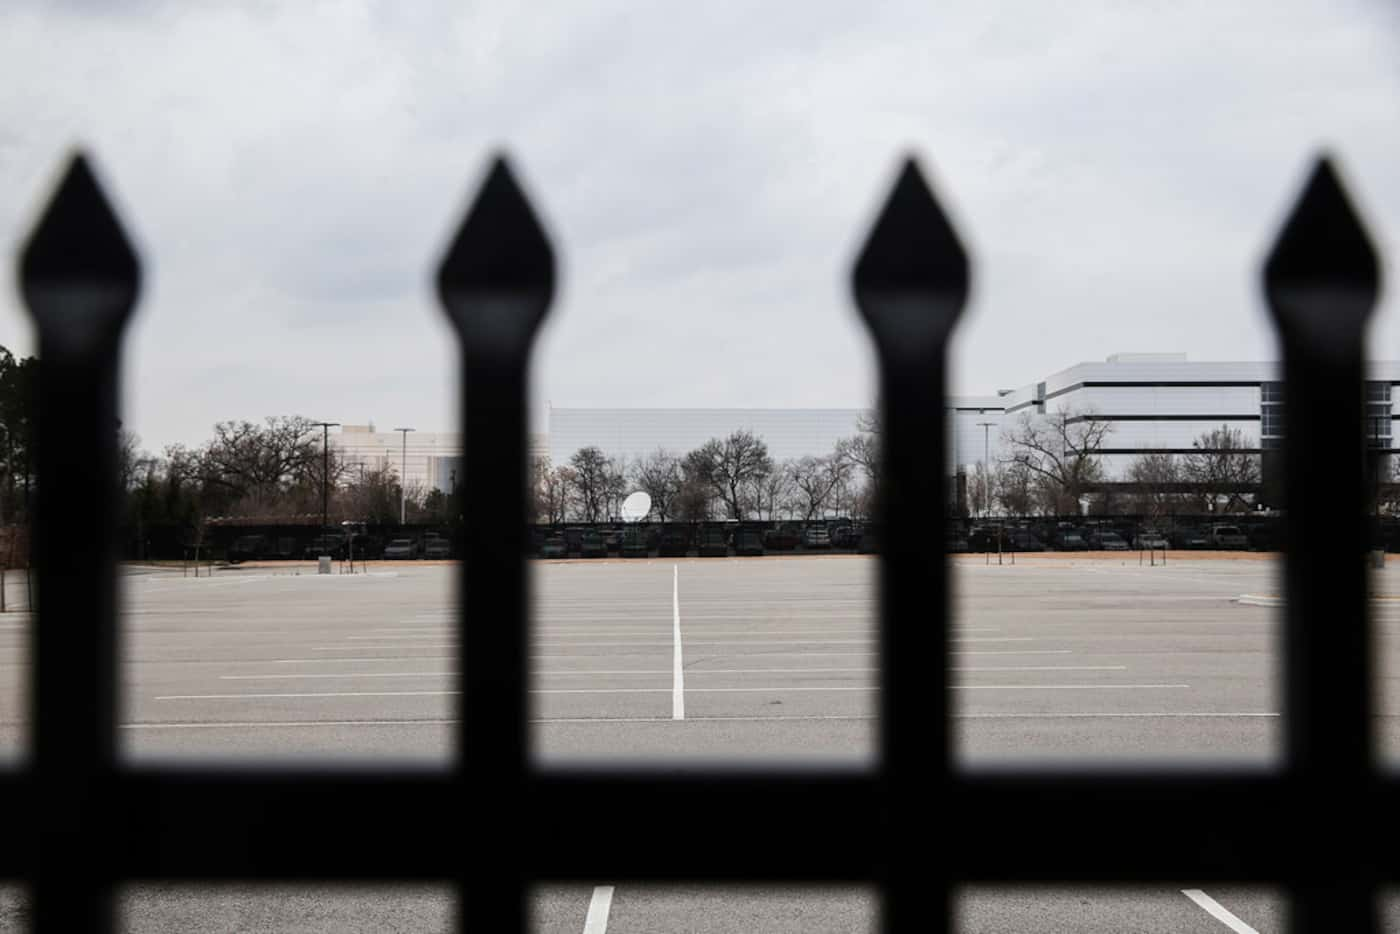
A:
394,427,415,525
977,421,997,516
314,421,340,536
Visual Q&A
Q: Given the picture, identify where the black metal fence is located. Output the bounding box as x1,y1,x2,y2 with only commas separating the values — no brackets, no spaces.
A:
3,148,1386,932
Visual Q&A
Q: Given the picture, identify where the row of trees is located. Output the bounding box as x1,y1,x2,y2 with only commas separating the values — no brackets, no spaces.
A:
119,415,458,537
537,411,1273,524
973,411,1262,517
533,427,879,524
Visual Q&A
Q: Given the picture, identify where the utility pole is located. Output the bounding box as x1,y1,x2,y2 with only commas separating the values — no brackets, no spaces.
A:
977,420,997,517
395,427,415,525
314,421,340,536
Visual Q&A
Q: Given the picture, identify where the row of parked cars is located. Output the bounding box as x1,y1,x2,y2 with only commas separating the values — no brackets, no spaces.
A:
532,521,877,560
227,531,455,562
953,521,1258,553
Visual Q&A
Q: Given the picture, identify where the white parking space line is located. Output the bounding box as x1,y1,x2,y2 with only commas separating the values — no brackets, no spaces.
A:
272,656,457,663
262,649,1075,663
583,885,614,934
157,684,1187,700
1181,889,1259,933
120,712,1280,729
228,666,1121,680
351,630,881,640
672,565,685,721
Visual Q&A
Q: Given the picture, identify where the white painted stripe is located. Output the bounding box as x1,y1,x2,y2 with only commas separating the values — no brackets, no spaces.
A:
953,665,1124,672
273,656,456,663
583,885,614,934
113,711,1282,729
672,565,685,721
349,629,882,639
309,640,885,649
261,649,1070,664
157,684,1187,700
224,672,450,680
225,665,1118,681
311,645,458,650
1181,889,1259,933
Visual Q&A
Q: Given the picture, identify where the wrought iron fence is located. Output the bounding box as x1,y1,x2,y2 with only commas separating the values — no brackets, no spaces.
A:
1,147,1385,932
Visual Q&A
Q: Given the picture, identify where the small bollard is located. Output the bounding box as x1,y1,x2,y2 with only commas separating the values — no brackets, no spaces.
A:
318,555,332,575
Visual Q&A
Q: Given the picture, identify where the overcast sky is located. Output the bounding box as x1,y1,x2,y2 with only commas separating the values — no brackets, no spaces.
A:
2,1,1398,451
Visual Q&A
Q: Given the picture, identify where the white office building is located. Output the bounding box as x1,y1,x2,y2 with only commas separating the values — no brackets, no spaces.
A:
339,354,1400,493
990,353,1399,479
546,407,865,467
330,425,548,493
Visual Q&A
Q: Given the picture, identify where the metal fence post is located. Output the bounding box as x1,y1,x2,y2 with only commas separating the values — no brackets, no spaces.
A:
1264,156,1381,933
20,153,141,934
853,157,969,934
436,155,556,934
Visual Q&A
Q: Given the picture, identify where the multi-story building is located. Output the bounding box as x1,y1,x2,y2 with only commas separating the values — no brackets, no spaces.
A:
330,425,548,493
340,353,1400,501
546,407,865,467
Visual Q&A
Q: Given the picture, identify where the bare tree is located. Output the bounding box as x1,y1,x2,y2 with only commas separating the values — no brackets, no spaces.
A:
688,430,774,520
840,410,881,487
197,415,334,514
632,449,683,521
339,458,402,524
739,462,795,526
603,456,630,521
1182,425,1259,513
788,454,852,520
532,458,574,524
1125,452,1183,518
994,461,1035,516
569,446,613,522
750,462,796,521
968,462,993,517
1001,408,1112,515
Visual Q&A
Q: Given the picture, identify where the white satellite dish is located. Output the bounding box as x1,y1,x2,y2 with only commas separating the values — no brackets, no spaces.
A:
620,491,652,523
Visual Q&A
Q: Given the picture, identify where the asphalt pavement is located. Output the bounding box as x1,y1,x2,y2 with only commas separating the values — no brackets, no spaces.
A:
4,554,1400,931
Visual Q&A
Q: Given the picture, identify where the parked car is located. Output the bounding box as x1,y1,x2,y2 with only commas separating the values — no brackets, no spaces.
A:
1006,529,1045,552
229,534,269,563
764,524,801,551
422,537,452,559
383,538,420,560
563,528,584,556
1171,526,1210,550
303,533,348,559
1087,529,1129,551
801,525,832,549
603,529,623,554
657,527,691,557
830,523,861,549
579,530,608,558
621,526,650,558
698,526,729,557
967,525,998,552
539,535,568,559
1133,530,1170,550
859,526,880,554
1209,524,1249,549
946,530,969,553
1247,522,1280,552
734,527,766,556
1052,529,1088,551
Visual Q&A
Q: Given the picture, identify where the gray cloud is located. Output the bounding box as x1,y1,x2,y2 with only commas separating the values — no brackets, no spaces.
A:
0,0,1397,450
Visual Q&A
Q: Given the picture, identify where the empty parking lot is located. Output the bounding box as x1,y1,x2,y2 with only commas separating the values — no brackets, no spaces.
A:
4,554,1400,930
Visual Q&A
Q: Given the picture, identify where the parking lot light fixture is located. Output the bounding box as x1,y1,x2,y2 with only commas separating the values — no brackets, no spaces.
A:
314,421,340,536
395,427,415,524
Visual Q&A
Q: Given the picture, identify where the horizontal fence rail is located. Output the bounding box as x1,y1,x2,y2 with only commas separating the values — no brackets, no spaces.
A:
0,148,1386,932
